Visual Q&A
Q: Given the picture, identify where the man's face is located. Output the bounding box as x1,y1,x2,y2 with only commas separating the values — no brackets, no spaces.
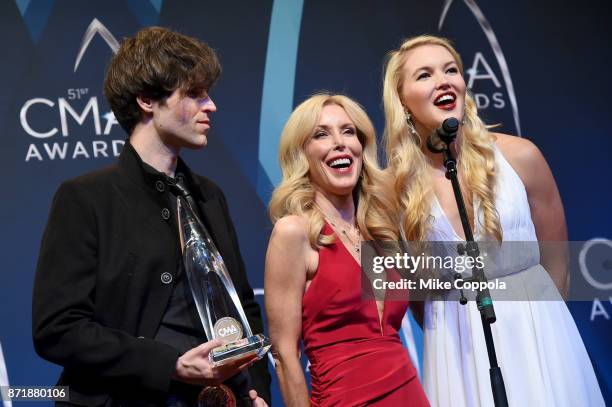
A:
152,88,217,149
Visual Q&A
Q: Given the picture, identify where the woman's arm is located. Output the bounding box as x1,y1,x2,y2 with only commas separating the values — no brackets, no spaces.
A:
265,216,315,407
495,134,569,298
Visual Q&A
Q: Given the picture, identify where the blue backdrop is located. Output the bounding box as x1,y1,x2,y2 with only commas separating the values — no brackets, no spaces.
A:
0,0,610,405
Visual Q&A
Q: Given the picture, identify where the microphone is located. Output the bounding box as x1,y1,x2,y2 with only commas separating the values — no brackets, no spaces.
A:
427,117,460,153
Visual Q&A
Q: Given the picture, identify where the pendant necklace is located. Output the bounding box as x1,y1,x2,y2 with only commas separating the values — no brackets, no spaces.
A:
315,203,362,256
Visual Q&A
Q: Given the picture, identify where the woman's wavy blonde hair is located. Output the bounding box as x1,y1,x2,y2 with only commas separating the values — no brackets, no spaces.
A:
269,93,398,247
383,35,502,242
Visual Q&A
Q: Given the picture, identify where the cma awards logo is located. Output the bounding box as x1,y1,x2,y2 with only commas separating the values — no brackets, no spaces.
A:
439,0,521,134
20,19,124,162
579,239,612,322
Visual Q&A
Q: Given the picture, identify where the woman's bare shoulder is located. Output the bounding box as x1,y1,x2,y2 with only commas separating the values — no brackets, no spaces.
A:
267,214,318,281
493,133,542,162
492,132,546,172
271,215,309,242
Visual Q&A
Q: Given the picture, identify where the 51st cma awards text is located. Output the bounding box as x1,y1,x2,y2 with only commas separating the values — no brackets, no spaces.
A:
20,89,124,162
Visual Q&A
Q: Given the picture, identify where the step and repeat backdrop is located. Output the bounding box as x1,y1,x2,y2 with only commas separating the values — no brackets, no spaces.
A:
0,0,610,405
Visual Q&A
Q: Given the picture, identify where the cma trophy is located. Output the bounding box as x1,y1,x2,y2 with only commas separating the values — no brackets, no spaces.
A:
176,191,271,372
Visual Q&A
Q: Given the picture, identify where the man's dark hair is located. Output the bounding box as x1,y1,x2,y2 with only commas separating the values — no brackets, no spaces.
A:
103,26,221,134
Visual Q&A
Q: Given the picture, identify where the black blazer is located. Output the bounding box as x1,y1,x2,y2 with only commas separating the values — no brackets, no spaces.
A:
33,142,270,405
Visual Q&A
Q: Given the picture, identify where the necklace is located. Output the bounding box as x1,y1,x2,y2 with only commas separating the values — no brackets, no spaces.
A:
328,218,361,255
314,203,362,255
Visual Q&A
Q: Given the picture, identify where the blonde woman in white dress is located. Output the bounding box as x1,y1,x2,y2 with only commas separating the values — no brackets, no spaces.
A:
382,35,604,406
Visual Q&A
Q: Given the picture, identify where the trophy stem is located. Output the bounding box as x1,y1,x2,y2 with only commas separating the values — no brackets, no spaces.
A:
176,194,270,367
177,196,254,339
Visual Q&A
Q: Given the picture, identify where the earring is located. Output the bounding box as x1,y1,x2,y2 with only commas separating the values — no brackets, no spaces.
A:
461,102,468,125
404,110,419,137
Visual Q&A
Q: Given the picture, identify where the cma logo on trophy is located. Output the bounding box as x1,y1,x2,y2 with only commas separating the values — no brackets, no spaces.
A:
20,19,124,162
214,317,243,342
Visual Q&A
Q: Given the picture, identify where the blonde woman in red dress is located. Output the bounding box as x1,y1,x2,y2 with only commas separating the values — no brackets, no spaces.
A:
265,93,429,406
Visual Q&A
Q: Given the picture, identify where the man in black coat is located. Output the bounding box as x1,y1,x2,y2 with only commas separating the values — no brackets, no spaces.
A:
33,27,270,406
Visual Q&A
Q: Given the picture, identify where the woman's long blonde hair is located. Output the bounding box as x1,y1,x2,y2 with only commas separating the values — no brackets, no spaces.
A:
269,93,398,246
383,35,502,242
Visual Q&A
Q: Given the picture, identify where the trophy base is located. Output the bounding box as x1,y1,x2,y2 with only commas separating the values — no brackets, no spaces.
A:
209,333,271,367
198,384,236,407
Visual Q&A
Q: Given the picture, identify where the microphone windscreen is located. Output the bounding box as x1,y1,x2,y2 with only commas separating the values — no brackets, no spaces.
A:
441,118,459,136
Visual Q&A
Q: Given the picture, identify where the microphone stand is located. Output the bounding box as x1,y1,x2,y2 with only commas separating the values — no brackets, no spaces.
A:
427,118,508,407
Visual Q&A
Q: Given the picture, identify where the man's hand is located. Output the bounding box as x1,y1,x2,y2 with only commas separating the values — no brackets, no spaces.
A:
173,339,258,387
249,390,268,407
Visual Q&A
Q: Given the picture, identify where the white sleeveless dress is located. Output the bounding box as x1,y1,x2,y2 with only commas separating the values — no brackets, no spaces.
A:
422,146,605,406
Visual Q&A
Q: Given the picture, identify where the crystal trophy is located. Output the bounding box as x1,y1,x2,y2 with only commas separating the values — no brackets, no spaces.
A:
177,196,271,367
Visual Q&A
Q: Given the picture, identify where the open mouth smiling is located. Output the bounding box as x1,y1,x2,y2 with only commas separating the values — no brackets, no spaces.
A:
326,155,353,171
434,92,457,110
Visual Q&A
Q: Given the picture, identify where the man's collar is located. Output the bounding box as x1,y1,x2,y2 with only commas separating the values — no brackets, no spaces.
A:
118,140,206,200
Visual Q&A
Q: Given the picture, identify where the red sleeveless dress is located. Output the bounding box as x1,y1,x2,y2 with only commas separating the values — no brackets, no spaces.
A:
302,224,430,406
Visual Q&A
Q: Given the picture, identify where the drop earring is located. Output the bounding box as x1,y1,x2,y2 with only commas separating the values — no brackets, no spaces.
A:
404,110,419,137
